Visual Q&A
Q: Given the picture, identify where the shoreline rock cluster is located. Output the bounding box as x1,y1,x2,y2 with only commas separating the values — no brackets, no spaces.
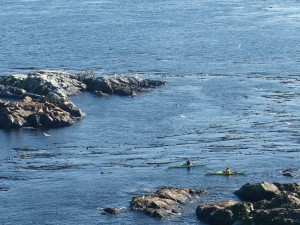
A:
103,182,299,224
0,70,165,129
197,182,300,225
131,187,208,219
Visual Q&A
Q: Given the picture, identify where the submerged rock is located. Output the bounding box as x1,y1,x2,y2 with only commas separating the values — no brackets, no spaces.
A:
197,182,300,225
131,187,207,219
282,168,300,178
0,186,10,191
0,70,165,129
102,207,125,214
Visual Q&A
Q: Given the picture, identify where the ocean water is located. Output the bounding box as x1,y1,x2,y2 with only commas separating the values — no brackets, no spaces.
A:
0,0,300,224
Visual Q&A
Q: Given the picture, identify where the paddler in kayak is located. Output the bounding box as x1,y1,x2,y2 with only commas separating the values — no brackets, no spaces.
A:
225,167,231,174
186,159,191,166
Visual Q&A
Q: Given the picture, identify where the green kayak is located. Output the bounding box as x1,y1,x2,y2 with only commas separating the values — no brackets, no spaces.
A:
168,163,204,168
206,171,246,175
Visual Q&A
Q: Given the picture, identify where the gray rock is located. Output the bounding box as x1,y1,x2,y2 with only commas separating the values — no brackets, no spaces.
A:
196,200,238,225
0,113,15,128
281,168,300,178
234,182,280,201
0,98,83,129
0,70,165,129
12,115,26,128
131,187,207,219
27,113,41,127
267,194,300,208
76,71,96,86
27,70,86,97
59,102,85,118
197,182,300,225
51,114,75,127
86,75,165,96
274,183,300,196
0,84,25,99
95,90,109,97
45,92,66,104
0,70,86,99
102,207,123,214
40,114,54,127
283,172,295,177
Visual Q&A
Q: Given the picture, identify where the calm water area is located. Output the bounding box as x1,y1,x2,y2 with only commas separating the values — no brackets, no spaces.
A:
0,0,300,224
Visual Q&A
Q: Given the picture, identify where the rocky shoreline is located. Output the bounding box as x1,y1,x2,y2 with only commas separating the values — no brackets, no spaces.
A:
101,182,300,225
0,70,165,129
197,182,300,225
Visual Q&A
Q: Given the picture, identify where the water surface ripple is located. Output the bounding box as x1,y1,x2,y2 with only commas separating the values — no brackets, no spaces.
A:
0,0,300,224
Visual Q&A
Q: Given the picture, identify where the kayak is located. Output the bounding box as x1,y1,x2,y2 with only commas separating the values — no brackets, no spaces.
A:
206,171,246,175
168,163,204,168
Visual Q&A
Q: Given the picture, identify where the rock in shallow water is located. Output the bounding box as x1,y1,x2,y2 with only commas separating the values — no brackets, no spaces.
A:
197,182,300,225
196,200,253,225
0,70,165,129
282,168,300,178
234,181,280,202
102,207,126,214
0,97,84,128
131,187,208,219
83,75,166,96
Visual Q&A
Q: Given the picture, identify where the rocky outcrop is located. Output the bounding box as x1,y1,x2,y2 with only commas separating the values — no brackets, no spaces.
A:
274,182,300,195
101,207,126,215
0,71,86,98
0,96,85,128
234,181,280,201
196,182,300,225
0,70,165,99
196,200,253,225
131,187,207,219
0,70,165,129
77,74,166,96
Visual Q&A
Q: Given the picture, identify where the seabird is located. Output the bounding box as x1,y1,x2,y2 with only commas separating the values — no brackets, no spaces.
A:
43,132,51,137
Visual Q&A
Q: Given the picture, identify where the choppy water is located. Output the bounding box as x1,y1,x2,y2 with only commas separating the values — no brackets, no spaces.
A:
0,0,300,224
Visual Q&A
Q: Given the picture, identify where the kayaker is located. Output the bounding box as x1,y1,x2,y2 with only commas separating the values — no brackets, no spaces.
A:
186,159,191,166
225,167,231,174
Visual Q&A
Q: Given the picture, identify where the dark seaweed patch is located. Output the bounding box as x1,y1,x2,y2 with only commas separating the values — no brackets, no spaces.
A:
13,147,39,152
19,163,90,171
0,186,10,191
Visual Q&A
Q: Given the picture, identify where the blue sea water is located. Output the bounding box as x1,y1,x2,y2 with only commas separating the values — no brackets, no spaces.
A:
0,0,300,224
